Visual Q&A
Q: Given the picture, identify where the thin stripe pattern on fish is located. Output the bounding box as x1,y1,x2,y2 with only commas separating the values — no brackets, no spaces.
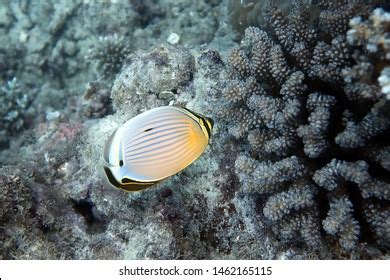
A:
103,106,213,192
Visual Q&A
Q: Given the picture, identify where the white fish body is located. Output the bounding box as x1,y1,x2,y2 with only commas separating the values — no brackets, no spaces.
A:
103,106,213,191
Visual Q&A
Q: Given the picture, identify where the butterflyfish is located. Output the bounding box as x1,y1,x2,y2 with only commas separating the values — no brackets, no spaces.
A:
103,106,213,191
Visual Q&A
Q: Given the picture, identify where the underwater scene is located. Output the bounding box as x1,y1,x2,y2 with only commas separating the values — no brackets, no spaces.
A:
0,0,389,260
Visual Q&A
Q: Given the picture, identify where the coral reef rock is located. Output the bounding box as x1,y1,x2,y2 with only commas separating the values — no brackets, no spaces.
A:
0,0,389,260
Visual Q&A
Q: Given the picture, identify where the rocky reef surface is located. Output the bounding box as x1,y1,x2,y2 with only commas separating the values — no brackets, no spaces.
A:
0,0,389,259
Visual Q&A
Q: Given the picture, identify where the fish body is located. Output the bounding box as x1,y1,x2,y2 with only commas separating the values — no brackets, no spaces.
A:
103,106,213,191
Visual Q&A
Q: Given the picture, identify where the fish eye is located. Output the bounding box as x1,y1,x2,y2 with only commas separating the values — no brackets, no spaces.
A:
119,160,124,166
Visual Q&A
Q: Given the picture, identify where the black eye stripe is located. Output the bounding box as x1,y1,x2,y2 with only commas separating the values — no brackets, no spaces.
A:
179,107,212,139
203,118,211,139
207,118,214,130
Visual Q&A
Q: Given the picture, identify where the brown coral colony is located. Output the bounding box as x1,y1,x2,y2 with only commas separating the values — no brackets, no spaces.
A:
218,1,390,252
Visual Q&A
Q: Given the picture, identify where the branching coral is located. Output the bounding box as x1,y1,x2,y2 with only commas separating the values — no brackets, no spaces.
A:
209,2,390,254
0,43,24,81
86,34,132,79
313,159,389,201
322,196,360,251
0,78,32,148
378,67,390,100
297,93,336,158
335,99,389,149
343,7,390,101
